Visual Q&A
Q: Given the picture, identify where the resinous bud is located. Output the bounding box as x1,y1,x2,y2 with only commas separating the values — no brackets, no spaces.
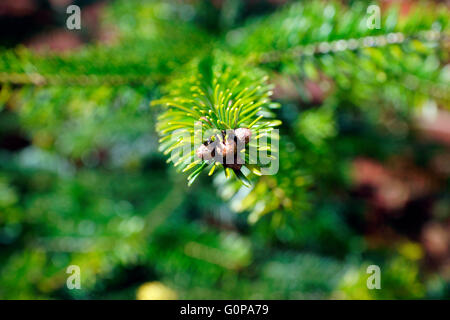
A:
216,139,236,158
234,128,252,144
196,143,215,160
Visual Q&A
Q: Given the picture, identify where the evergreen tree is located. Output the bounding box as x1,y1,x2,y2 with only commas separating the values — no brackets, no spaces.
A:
0,0,448,299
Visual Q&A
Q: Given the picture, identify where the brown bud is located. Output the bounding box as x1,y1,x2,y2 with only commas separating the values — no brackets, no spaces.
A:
196,143,214,160
216,139,236,158
235,128,252,144
224,153,243,171
225,162,242,171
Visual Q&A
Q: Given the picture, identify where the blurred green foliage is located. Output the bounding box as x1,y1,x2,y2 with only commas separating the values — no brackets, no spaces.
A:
0,0,449,299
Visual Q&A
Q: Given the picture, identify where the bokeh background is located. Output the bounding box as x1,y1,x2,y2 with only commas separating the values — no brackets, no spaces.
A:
0,0,449,299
